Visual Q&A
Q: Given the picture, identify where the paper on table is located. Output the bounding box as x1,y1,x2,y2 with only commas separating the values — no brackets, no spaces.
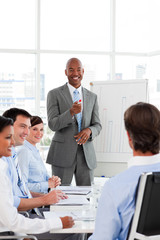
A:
43,211,59,219
44,210,95,221
55,195,89,205
71,210,96,221
56,186,91,195
43,211,76,220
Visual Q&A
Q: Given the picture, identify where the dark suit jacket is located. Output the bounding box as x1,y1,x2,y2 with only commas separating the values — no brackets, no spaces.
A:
46,83,102,170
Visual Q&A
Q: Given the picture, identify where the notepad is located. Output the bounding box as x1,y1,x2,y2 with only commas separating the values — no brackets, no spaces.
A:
56,186,91,195
55,195,89,205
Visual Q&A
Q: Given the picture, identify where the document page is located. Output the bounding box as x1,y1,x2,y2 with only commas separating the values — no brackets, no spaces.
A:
56,186,91,195
44,209,95,221
55,195,89,205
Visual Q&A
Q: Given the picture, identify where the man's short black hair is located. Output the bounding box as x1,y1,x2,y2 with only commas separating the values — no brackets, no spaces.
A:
3,108,31,123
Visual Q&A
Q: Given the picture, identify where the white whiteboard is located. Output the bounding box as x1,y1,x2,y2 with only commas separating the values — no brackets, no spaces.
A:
90,79,148,163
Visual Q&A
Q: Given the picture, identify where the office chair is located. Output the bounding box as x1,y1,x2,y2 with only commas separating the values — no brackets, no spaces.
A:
19,211,30,217
128,172,160,240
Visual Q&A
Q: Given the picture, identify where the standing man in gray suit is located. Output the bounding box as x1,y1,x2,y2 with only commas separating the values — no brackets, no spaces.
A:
46,58,102,186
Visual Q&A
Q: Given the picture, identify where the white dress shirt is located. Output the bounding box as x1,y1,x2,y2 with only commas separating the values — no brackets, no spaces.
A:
67,83,83,112
0,159,62,234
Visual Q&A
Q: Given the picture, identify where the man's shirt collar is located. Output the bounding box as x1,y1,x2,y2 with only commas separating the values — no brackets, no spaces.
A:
128,153,160,168
67,82,82,94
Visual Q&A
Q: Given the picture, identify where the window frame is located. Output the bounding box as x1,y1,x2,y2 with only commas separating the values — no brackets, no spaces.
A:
0,0,160,115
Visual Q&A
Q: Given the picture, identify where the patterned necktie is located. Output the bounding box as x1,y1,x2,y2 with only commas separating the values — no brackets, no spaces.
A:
73,89,82,132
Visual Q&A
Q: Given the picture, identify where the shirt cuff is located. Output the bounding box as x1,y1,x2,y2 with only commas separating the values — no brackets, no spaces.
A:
40,181,49,193
47,216,63,230
13,196,21,208
88,128,92,140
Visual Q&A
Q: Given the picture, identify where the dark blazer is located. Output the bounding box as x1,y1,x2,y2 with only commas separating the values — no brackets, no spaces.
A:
46,83,102,170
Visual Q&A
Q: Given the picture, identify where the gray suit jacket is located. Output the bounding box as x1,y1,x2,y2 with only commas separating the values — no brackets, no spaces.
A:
46,83,102,170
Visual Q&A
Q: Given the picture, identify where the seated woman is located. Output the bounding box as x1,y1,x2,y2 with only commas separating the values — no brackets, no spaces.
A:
0,115,85,239
18,116,61,193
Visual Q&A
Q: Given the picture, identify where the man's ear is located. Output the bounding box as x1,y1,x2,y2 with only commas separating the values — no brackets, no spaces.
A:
65,69,67,76
126,131,133,149
126,131,131,140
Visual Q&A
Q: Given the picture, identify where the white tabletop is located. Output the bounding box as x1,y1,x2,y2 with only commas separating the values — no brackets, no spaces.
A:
50,220,95,234
50,204,95,233
49,178,107,234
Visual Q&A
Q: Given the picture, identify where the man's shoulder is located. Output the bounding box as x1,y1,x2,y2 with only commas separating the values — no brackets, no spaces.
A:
83,87,97,98
48,84,67,94
17,144,30,156
107,167,137,189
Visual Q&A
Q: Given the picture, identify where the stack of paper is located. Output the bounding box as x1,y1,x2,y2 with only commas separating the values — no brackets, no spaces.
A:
56,186,91,195
55,195,89,205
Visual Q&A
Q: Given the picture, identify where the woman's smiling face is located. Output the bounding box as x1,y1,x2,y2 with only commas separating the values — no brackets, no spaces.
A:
26,123,44,146
0,125,14,158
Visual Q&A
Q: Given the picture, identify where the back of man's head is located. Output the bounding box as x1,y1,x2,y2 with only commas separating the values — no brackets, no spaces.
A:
124,102,160,154
3,108,31,122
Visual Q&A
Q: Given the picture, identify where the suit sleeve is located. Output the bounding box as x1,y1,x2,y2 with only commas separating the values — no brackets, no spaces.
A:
47,89,74,131
88,95,102,140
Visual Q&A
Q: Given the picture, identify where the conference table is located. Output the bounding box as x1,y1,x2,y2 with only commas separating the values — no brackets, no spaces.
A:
50,206,95,233
49,179,107,234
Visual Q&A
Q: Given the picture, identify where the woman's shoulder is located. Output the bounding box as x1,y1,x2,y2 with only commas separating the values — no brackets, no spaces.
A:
0,159,7,171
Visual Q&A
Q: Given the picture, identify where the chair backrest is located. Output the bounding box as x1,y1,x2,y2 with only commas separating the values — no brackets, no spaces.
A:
128,172,160,240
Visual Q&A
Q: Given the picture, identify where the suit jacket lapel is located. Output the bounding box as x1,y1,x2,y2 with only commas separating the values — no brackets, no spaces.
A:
61,83,73,108
81,87,89,128
60,85,88,129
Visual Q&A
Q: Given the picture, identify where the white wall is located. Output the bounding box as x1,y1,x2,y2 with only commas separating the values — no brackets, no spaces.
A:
94,162,128,178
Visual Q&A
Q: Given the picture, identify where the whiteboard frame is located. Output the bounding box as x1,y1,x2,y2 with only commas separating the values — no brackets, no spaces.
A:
90,79,148,163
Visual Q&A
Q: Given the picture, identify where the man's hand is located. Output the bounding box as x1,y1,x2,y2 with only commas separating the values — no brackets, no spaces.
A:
74,128,92,145
42,190,67,205
48,176,61,188
70,101,81,116
60,216,75,229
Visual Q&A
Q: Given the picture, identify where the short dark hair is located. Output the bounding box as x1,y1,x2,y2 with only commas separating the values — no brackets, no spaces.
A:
0,116,13,132
124,102,160,154
30,116,43,127
3,108,31,123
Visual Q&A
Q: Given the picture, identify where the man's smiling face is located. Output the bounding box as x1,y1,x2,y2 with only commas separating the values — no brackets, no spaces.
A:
65,58,84,88
13,115,31,146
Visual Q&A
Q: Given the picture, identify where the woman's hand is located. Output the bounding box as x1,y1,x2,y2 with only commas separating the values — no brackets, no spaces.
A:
48,176,61,188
